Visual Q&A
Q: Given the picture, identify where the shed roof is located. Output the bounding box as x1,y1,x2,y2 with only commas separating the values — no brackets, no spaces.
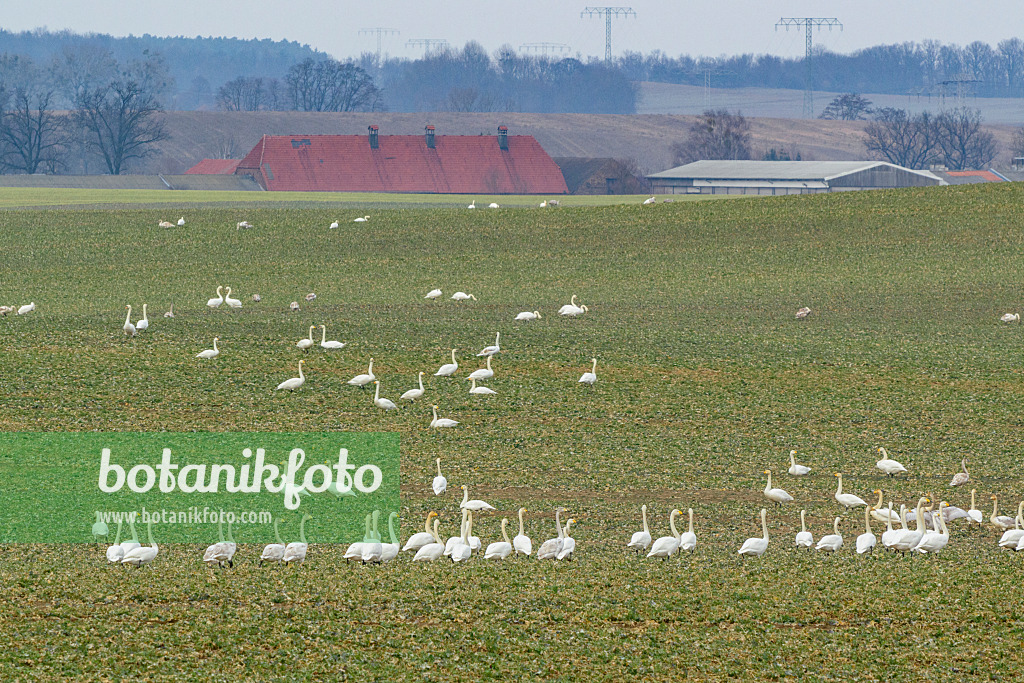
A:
185,158,241,175
648,160,937,182
234,133,568,194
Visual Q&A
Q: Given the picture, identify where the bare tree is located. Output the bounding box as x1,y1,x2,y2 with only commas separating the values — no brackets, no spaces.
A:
72,56,170,175
863,108,939,169
285,58,381,112
819,93,873,120
671,109,751,165
0,55,67,174
217,76,265,111
1011,127,1024,158
49,44,118,108
935,107,997,170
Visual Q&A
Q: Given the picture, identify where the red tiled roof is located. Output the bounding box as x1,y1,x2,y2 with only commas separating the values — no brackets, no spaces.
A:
185,158,241,174
233,133,568,194
945,170,1003,182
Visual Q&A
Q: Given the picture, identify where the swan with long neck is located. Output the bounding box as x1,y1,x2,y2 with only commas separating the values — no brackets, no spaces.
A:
431,458,447,496
856,505,876,554
556,519,576,560
452,511,474,562
469,378,497,395
949,458,970,486
319,325,345,349
762,469,793,506
788,450,810,476
434,349,459,377
430,405,458,428
881,503,900,550
627,504,651,554
296,325,315,351
795,510,813,548
459,484,494,511
678,508,697,554
136,304,149,331
403,511,438,551
223,286,242,308
485,518,514,560
413,518,445,561
869,489,900,524
648,509,681,559
738,508,769,557
260,518,286,565
206,285,224,308
816,516,844,553
477,332,500,357
283,513,312,565
275,360,306,391
916,508,950,554
121,520,158,567
361,511,384,564
990,496,1016,530
876,447,907,477
537,508,565,559
400,372,426,401
578,358,598,385
468,356,494,381
373,381,397,410
123,305,137,337
203,515,228,566
892,497,929,554
196,337,220,359
513,507,532,556
380,512,401,562
834,473,868,509
106,520,125,563
347,358,375,386
997,502,1024,547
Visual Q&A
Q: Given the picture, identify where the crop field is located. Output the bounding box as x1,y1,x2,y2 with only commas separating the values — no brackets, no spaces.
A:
1,184,1023,680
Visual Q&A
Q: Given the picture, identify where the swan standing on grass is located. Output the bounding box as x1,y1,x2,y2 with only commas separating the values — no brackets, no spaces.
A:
123,306,137,337
435,349,459,377
224,287,242,309
1001,313,1020,323
834,473,868,509
537,508,566,560
485,518,514,560
515,311,541,321
795,307,812,319
283,513,312,565
949,458,970,486
514,508,532,556
578,358,598,385
296,325,315,351
967,489,983,524
990,496,1016,530
430,405,458,428
348,358,376,386
648,509,682,559
816,517,844,553
372,381,397,411
106,520,125,563
319,325,345,349
353,216,369,222
468,378,497,395
260,518,287,566
16,302,35,314
329,220,339,229
892,498,929,555
413,518,445,562
196,337,220,359
876,447,907,477
477,333,501,357
856,506,877,554
135,304,149,332
401,372,426,402
346,514,371,562
627,505,652,554
558,295,587,316
488,202,500,209
996,503,1024,544
881,503,900,550
177,217,185,226
678,508,697,555
788,450,810,476
869,490,901,524
361,511,384,564
762,470,793,506
120,518,141,555
403,512,438,552
738,508,770,558
451,292,477,301
203,516,229,567
381,513,401,563
468,356,495,381
916,510,950,554
467,200,476,209
795,510,813,548
425,289,442,300
275,360,306,391
432,458,447,496
556,519,576,560
207,286,224,309
164,302,174,318
443,511,466,557
121,520,159,568
459,485,494,511
452,511,475,563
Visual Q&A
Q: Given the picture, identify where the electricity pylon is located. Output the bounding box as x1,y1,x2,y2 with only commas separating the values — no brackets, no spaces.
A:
359,28,399,61
581,7,636,63
775,17,842,117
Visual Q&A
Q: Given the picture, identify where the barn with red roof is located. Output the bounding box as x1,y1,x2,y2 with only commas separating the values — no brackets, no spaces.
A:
188,126,568,194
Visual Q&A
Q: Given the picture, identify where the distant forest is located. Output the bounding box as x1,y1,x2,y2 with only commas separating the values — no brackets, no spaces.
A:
1,28,1023,115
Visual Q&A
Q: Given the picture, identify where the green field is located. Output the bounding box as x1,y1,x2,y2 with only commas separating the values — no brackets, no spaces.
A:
1,184,1023,680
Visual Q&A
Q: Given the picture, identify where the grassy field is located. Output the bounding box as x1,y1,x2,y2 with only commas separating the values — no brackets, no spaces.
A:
1,183,1023,680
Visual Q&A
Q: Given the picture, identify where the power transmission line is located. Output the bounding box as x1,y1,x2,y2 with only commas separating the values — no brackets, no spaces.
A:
359,28,399,61
520,42,572,56
406,38,450,56
580,6,635,63
775,17,842,118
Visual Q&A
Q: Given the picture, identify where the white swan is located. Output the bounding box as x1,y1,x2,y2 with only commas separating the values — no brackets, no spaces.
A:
451,292,477,301
949,458,969,487
348,358,376,386
537,508,565,560
468,356,494,381
164,302,174,318
121,519,158,568
224,286,242,309
372,381,397,410
260,518,287,566
16,302,34,315
361,510,383,564
467,200,476,209
207,286,224,309
627,504,652,554
967,489,983,524
488,202,499,209
443,510,467,557
136,303,149,331
578,358,598,385
459,484,494,511
295,325,315,351
997,502,1024,546
196,337,220,359
319,325,345,349
915,510,949,554
432,458,447,496
106,520,125,563
119,518,141,555
816,517,844,553
892,497,929,554
123,305,137,337
1001,313,1020,323
876,447,907,477
869,489,900,524
642,195,656,205
403,512,439,552
215,520,238,568
556,519,576,560
451,511,474,563
413,518,445,561
834,473,868,509
795,306,811,319
401,372,426,402
515,310,541,321
177,217,185,226
430,405,458,428
762,469,793,506
425,288,442,300
788,450,810,476
881,503,900,550
203,516,228,567
345,514,371,562
485,518,514,560
329,220,339,229
283,514,312,565
513,507,532,556
558,295,584,316
648,509,682,559
159,220,174,228
856,506,876,554
738,508,769,557
353,216,369,222
678,508,697,554
477,332,501,357
990,496,1016,530
795,509,813,548
275,359,306,391
381,512,401,562
468,378,497,395
434,349,458,377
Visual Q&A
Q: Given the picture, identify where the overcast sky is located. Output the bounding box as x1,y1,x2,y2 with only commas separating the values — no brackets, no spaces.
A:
4,1,1021,62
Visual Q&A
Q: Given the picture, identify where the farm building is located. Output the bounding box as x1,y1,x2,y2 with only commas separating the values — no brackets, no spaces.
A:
187,126,567,194
553,157,649,195
647,160,945,195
